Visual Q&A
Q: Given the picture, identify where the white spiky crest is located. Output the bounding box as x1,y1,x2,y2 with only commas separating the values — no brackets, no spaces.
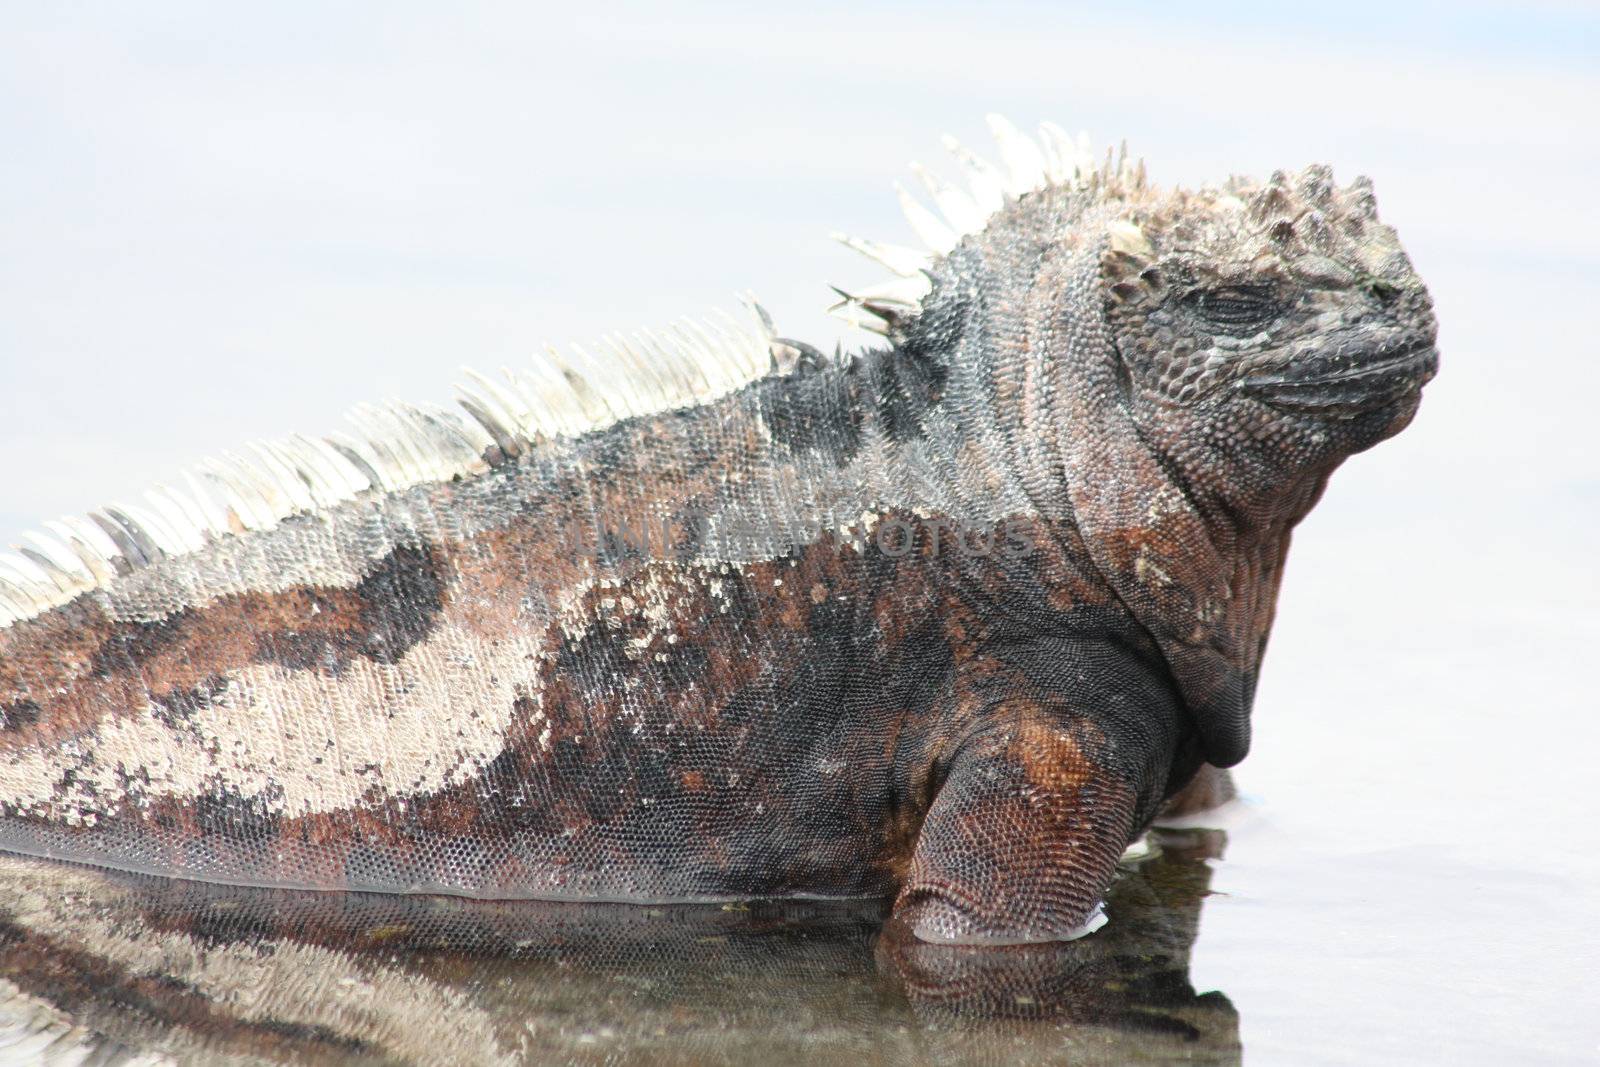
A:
830,114,1145,334
0,115,1145,630
0,304,781,629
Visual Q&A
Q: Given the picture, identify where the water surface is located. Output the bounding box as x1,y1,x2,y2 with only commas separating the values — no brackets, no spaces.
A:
0,829,1238,1065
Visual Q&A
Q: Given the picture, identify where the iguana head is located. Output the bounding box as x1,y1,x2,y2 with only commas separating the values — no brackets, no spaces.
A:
1098,166,1438,508
836,125,1437,511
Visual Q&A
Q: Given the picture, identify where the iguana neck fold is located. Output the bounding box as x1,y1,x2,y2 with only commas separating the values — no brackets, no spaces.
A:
890,230,1333,767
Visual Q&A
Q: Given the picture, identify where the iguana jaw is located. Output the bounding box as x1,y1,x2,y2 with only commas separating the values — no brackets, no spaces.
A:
1237,337,1438,416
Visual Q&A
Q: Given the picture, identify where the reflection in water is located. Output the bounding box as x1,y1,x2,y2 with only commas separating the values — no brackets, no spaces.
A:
0,828,1236,1066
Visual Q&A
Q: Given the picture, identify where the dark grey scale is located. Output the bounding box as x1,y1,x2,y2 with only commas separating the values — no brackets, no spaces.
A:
351,543,447,665
88,608,196,680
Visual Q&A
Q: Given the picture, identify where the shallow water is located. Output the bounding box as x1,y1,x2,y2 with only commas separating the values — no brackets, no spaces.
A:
1190,475,1600,1066
0,829,1238,1066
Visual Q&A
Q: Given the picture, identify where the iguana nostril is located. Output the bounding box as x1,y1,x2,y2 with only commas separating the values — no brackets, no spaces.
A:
1368,280,1401,305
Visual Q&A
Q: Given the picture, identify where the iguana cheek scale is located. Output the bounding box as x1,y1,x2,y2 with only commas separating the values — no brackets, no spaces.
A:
0,116,1437,944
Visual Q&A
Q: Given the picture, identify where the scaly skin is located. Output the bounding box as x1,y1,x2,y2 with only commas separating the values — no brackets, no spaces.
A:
0,151,1436,943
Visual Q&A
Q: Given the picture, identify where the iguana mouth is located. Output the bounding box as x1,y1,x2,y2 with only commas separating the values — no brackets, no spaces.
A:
1239,340,1438,414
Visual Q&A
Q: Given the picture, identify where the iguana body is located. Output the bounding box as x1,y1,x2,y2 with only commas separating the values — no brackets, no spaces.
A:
0,119,1436,943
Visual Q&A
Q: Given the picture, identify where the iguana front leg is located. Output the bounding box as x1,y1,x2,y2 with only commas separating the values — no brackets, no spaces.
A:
894,641,1185,944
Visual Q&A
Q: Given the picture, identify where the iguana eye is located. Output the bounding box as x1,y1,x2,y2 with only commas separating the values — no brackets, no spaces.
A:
1183,285,1279,331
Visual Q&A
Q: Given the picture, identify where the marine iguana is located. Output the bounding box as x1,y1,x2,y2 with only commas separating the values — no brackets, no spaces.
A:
0,117,1436,944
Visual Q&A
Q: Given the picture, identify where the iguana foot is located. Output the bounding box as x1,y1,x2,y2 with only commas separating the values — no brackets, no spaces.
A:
892,708,1142,945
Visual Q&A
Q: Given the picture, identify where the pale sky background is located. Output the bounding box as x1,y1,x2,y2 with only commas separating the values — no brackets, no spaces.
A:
1,0,1595,532
1,3,1597,1062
